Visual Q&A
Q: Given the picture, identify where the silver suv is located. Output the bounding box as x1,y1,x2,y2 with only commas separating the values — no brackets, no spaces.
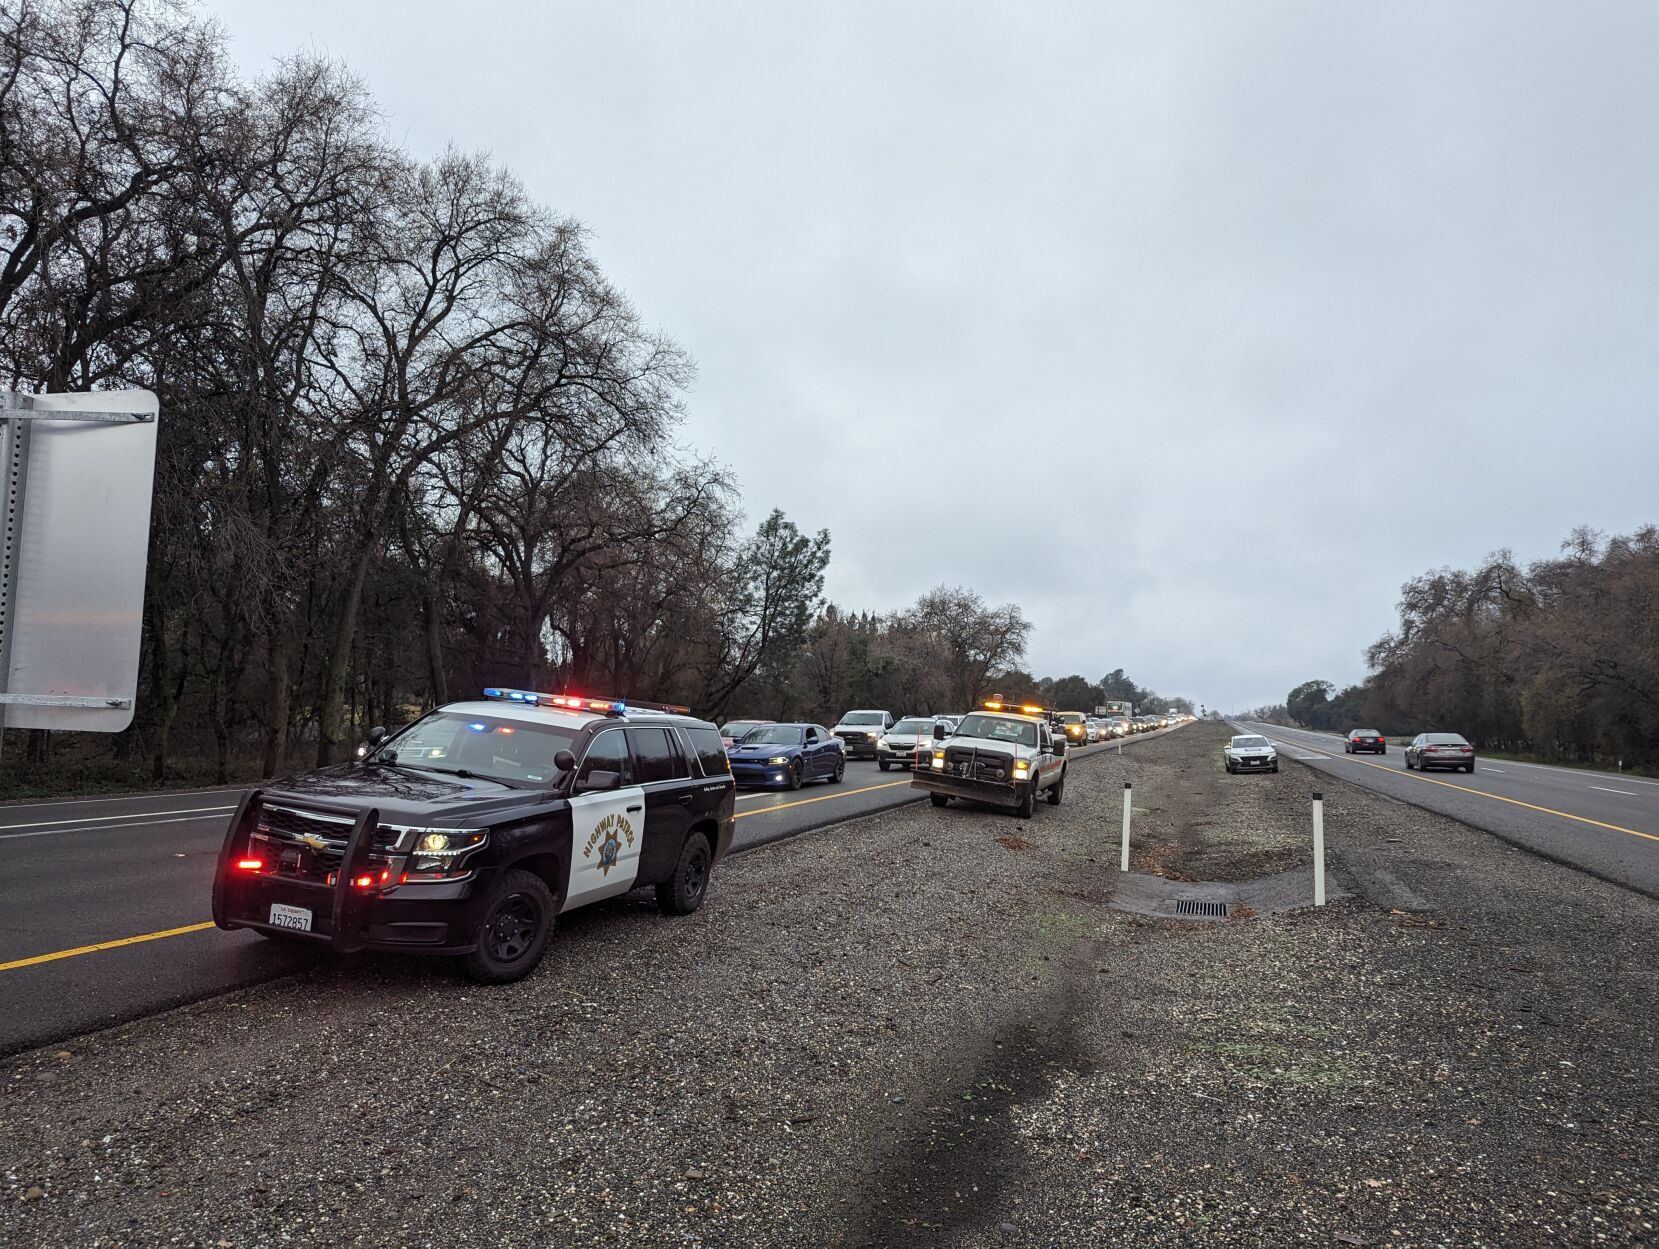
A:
832,709,894,759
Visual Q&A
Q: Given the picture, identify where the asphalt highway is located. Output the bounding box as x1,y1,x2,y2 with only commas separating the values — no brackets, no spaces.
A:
1238,721,1659,897
0,733,1154,1056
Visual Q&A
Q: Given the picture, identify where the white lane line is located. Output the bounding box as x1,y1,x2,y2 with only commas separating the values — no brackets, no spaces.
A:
1482,767,1507,773
0,802,237,832
0,787,243,811
0,813,231,842
1588,785,1638,797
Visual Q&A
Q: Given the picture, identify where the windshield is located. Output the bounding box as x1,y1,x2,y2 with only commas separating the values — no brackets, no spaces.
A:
841,712,886,725
890,719,933,734
1231,736,1270,749
1057,712,1085,724
720,720,765,737
373,711,576,785
953,714,1038,748
739,725,805,745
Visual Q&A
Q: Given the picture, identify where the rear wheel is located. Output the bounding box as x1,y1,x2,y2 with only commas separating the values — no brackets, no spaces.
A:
462,869,555,984
1465,762,1475,773
930,793,950,808
656,831,712,915
1405,756,1414,770
828,757,845,784
1047,770,1065,806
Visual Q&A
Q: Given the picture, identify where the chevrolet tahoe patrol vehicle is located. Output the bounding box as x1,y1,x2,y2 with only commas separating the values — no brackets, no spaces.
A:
212,689,736,982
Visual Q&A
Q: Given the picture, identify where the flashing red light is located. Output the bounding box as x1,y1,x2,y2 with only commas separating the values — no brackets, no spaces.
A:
352,868,393,890
235,858,264,871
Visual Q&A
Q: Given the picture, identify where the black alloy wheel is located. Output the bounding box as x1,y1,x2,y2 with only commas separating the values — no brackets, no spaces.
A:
462,868,554,983
657,831,712,915
787,759,804,790
828,756,845,784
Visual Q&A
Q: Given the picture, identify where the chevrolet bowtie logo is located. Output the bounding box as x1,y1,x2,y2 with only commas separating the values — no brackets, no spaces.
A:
299,833,329,852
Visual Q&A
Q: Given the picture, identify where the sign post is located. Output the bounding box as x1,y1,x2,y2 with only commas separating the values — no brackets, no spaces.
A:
0,390,159,739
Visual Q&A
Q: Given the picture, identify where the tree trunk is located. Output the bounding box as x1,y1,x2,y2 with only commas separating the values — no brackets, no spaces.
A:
261,629,291,778
316,541,376,766
423,582,448,706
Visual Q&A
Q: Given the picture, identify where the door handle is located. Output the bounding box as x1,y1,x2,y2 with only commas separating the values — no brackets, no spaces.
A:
677,794,692,805
626,805,643,814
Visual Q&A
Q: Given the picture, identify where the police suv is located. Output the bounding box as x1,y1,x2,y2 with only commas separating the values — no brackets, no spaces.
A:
910,698,1068,817
212,689,736,982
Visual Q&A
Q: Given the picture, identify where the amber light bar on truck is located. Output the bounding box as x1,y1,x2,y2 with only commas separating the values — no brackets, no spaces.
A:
981,696,1051,717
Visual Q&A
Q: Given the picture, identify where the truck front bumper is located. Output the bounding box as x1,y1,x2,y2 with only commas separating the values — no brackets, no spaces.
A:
910,769,1023,809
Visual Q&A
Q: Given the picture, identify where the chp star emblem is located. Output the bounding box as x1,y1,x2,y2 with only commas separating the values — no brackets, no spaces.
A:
583,812,636,876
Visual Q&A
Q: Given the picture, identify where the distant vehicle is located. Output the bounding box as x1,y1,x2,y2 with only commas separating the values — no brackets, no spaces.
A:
719,719,774,748
912,698,1067,818
1054,710,1090,747
1084,717,1104,743
1104,717,1130,738
212,688,735,983
831,709,894,759
1224,733,1279,774
1404,733,1475,773
1100,700,1134,720
877,717,946,771
727,722,845,788
1345,729,1386,755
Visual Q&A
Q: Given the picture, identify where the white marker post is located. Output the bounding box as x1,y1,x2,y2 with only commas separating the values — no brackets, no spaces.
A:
1312,791,1326,907
1120,781,1132,872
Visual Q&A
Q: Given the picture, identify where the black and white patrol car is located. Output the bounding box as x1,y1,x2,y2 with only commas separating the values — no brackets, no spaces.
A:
910,698,1068,817
212,689,735,982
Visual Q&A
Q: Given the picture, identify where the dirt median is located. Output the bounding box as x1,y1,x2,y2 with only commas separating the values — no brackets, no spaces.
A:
2,722,1654,1247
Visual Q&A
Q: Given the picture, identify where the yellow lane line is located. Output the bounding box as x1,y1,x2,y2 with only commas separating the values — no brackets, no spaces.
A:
0,922,217,973
6,780,921,972
1258,731,1659,846
734,779,913,819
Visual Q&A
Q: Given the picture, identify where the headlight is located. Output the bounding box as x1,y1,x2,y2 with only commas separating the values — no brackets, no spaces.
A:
876,737,888,749
930,753,945,770
395,828,489,879
768,755,790,765
1013,761,1031,777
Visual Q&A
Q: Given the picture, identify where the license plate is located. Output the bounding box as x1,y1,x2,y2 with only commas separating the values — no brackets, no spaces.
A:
268,903,313,932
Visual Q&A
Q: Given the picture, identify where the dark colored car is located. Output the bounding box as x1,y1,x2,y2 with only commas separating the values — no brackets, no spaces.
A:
1345,729,1387,754
213,690,737,983
1404,732,1476,773
726,723,845,789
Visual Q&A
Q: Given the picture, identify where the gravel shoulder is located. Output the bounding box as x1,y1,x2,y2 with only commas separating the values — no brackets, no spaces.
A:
3,722,1655,1247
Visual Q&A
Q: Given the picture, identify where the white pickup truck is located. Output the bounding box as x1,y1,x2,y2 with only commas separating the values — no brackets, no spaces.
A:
910,701,1067,818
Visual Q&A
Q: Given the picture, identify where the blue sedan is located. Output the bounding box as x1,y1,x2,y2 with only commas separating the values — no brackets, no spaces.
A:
726,723,846,789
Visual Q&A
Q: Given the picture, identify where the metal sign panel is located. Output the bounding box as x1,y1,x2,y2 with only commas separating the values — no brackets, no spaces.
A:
0,390,159,732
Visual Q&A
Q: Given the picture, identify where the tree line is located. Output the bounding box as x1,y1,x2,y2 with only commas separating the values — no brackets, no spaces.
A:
1283,525,1659,768
0,2,1179,790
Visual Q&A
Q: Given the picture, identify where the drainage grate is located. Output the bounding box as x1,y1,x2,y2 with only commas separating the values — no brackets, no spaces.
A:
1173,899,1229,919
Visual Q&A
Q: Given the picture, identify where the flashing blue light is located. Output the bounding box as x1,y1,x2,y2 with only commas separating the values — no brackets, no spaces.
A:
468,722,488,732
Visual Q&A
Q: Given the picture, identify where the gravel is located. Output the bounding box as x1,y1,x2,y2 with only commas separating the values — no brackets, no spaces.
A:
2,721,1654,1247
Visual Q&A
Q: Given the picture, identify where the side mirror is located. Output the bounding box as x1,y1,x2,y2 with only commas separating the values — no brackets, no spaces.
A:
554,749,577,773
1052,738,1068,756
576,768,622,794
932,724,948,741
368,725,388,744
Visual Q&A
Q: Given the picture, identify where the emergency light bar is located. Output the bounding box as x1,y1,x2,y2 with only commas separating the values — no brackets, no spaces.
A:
481,688,691,716
981,696,1052,718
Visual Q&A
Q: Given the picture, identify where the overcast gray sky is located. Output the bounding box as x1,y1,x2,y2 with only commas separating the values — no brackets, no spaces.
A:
215,0,1659,712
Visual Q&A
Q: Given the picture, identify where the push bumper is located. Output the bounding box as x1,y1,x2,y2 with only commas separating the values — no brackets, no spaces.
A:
211,790,491,955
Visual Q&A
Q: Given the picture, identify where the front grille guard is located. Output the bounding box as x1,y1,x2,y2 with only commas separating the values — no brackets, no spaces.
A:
212,789,383,954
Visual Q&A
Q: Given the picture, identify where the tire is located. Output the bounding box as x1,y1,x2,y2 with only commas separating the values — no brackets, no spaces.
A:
828,757,845,784
1270,764,1279,773
930,793,950,808
787,759,803,791
877,758,891,772
462,868,555,983
655,831,712,916
1465,763,1475,773
1014,780,1037,819
1046,770,1065,806
1405,756,1414,770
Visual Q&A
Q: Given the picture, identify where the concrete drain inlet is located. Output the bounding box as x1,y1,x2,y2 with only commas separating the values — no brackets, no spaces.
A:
1107,868,1352,922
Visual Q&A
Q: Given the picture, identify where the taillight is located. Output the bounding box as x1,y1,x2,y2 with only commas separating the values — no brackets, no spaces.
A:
235,858,264,871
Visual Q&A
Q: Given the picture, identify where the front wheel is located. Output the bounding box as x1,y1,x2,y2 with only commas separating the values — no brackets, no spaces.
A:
929,793,950,808
462,869,555,984
877,758,891,772
1014,780,1037,819
656,832,712,916
787,760,803,791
